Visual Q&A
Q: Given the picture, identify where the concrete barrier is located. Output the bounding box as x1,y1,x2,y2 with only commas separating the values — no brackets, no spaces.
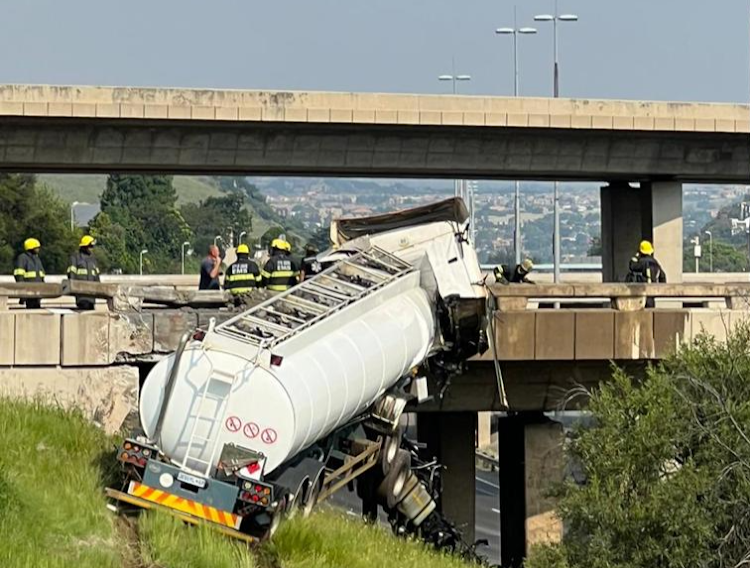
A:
492,308,742,361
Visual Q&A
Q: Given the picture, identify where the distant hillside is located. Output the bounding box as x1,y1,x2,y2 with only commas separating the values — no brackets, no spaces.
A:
40,174,223,205
41,173,312,244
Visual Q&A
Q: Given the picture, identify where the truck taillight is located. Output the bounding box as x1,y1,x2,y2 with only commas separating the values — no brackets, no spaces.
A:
238,482,274,505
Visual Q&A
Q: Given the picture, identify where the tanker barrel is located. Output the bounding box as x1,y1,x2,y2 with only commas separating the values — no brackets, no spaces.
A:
151,331,192,446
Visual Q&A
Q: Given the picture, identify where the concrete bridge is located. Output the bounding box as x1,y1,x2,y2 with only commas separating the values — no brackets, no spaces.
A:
0,84,747,183
1,279,748,565
1,83,745,289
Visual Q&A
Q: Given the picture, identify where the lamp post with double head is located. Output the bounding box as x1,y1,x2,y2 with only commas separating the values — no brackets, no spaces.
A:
496,15,537,264
535,3,578,282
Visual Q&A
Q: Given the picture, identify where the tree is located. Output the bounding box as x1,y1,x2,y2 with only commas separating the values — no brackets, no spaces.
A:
527,325,750,568
181,192,253,262
587,236,602,257
260,226,299,252
92,175,191,273
683,240,749,273
0,174,77,274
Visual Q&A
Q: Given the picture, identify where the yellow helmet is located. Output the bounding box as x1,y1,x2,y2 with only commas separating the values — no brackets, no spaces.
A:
236,243,250,254
24,238,41,251
639,240,654,255
521,259,534,273
271,238,291,252
79,235,96,247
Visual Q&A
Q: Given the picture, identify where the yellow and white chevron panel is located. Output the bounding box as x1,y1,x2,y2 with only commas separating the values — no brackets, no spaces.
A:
128,482,241,529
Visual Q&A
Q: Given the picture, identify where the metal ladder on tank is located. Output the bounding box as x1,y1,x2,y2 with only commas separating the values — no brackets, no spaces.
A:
214,247,414,350
179,364,238,477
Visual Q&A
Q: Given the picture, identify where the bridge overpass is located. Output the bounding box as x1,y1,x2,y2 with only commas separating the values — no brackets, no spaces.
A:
1,279,748,564
0,84,747,183
1,84,746,289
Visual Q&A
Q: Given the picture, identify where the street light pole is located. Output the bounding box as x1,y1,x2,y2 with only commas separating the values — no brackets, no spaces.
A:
704,231,713,273
438,69,471,207
535,5,578,283
497,15,537,265
181,241,190,275
139,249,148,276
239,231,247,246
70,201,79,231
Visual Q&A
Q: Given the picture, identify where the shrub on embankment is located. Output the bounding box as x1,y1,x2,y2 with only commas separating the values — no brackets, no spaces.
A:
0,398,471,568
526,324,750,568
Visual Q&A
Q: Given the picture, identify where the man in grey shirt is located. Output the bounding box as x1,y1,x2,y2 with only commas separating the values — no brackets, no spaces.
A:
199,245,222,290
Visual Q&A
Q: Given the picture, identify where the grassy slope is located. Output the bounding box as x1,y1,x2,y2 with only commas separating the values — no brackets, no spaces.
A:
39,174,223,205
0,399,470,568
39,174,287,241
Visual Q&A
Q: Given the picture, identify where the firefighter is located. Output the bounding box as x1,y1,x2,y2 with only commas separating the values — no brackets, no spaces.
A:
627,240,666,284
300,243,322,281
509,259,535,283
224,243,260,302
627,240,666,308
14,237,46,309
67,235,100,310
261,238,300,292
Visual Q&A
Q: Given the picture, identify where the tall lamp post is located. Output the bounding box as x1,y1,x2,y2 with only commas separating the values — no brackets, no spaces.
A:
181,241,191,275
496,15,537,264
438,69,472,206
139,249,148,276
535,3,578,282
238,231,247,246
704,231,713,273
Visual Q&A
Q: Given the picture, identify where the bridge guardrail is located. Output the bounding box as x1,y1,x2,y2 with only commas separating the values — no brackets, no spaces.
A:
489,283,750,311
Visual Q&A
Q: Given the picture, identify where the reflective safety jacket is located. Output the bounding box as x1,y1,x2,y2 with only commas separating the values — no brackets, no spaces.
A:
261,253,300,292
14,252,45,282
67,250,100,282
224,255,261,295
628,254,666,284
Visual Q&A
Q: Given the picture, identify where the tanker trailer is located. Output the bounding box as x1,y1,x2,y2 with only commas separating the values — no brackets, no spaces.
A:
107,198,490,546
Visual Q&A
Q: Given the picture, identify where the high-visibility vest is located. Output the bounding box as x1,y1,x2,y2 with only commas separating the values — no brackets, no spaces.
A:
14,252,45,282
224,257,261,294
261,254,300,292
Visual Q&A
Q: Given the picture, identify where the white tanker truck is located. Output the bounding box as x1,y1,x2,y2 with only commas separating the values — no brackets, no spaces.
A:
107,198,491,552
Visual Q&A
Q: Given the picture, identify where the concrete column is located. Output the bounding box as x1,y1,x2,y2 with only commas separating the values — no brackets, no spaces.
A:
497,415,526,568
477,411,492,449
645,181,683,283
524,420,565,548
600,182,644,282
418,412,477,543
600,181,683,282
497,414,565,568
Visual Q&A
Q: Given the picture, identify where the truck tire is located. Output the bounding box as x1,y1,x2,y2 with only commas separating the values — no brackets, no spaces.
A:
301,472,324,518
380,426,404,476
285,480,307,521
377,449,411,509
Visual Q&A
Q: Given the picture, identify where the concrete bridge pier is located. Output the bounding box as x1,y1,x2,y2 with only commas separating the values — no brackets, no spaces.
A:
418,412,477,543
601,181,683,283
498,413,565,568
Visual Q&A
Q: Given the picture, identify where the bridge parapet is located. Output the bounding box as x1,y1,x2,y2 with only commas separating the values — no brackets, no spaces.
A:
490,283,750,311
487,308,742,362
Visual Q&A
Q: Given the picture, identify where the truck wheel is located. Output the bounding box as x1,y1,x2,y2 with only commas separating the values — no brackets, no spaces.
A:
301,473,324,518
380,426,404,476
377,449,411,509
266,495,287,539
285,483,305,521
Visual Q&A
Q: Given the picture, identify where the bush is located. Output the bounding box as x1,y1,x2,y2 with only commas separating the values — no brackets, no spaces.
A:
528,324,750,568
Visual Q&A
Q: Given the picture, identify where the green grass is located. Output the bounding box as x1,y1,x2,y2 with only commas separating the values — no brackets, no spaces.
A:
0,399,120,568
39,174,222,205
0,399,472,568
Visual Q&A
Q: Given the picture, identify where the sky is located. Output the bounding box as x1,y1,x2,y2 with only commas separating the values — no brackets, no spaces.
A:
1,0,748,103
